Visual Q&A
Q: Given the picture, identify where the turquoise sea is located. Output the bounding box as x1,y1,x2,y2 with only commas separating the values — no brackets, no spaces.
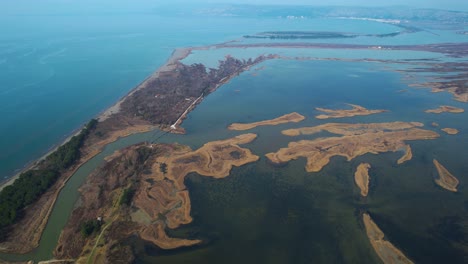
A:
1,7,468,263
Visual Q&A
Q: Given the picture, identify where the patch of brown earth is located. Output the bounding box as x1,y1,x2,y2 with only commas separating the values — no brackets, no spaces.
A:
134,133,259,249
228,112,305,131
425,105,465,114
363,213,414,264
433,159,459,192
354,163,371,197
315,104,387,119
397,145,413,165
267,122,439,172
441,128,459,135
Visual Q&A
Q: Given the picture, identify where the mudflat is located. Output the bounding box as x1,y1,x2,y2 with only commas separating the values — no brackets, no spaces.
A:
433,159,459,192
315,104,386,119
363,213,414,264
425,105,465,114
228,112,305,131
354,163,371,197
268,122,439,172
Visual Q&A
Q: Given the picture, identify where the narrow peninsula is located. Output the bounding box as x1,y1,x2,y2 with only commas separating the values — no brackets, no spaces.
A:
354,163,371,197
397,145,413,165
433,159,459,192
363,213,414,264
228,112,305,131
315,104,387,119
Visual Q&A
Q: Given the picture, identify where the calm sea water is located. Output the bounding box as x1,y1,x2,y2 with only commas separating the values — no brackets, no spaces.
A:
1,10,468,263
0,12,460,180
130,59,468,263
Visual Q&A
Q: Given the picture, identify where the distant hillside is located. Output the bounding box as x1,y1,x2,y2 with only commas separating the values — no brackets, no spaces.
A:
153,5,468,25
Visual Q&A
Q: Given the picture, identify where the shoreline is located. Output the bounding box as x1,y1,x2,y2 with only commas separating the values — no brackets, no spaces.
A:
0,47,194,192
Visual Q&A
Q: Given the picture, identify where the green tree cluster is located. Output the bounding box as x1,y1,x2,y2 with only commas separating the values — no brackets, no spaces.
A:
80,219,101,237
0,119,98,240
119,188,135,206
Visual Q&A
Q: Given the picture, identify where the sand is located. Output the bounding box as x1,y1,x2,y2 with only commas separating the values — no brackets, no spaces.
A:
267,122,439,172
134,134,259,249
397,145,413,165
354,163,371,197
441,128,459,135
315,104,387,119
433,159,459,192
228,112,305,131
425,105,465,114
363,213,414,264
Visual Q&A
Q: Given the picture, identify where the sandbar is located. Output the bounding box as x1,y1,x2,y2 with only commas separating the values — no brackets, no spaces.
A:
315,104,387,119
441,128,459,135
433,159,459,192
268,122,439,172
228,112,305,131
134,133,259,248
397,145,413,165
425,105,464,114
354,163,371,197
363,213,414,264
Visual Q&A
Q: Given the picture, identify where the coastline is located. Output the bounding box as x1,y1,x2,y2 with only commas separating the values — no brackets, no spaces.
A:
0,46,273,257
0,47,193,192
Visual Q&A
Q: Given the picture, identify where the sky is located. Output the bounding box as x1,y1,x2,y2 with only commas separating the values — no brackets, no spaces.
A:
1,0,468,15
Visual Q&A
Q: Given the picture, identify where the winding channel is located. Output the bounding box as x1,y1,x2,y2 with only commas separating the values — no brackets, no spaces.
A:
0,130,159,262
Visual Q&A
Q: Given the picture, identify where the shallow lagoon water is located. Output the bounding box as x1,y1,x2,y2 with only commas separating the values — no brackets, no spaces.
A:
0,13,461,180
138,60,468,263
1,11,468,263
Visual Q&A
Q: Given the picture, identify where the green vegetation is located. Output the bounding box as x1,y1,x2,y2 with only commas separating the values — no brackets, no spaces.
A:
119,188,135,206
0,119,98,240
160,163,168,174
80,219,101,237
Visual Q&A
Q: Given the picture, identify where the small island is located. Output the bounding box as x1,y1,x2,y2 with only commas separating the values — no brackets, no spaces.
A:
363,213,414,264
354,163,371,197
441,128,459,135
433,159,459,192
267,122,439,172
315,104,387,119
425,105,465,114
228,112,305,131
397,145,413,165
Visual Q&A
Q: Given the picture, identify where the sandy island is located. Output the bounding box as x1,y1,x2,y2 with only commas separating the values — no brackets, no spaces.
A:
363,213,414,264
315,104,387,119
425,105,465,114
441,128,459,135
267,122,439,172
433,159,459,192
130,135,258,245
354,163,371,197
397,145,413,165
228,112,305,131
136,133,259,249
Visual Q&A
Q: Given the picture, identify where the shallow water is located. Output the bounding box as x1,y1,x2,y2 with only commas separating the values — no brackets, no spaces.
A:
1,11,468,263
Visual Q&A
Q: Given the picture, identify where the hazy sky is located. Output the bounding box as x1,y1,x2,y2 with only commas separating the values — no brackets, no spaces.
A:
2,0,468,14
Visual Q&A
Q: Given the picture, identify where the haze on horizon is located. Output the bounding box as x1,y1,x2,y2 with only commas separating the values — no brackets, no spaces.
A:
1,0,468,15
